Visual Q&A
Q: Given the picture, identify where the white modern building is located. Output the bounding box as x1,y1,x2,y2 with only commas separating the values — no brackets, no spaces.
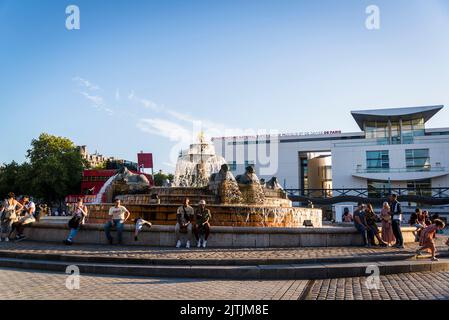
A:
212,105,449,212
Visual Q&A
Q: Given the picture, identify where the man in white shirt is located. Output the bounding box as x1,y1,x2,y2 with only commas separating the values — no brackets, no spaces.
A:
104,199,130,245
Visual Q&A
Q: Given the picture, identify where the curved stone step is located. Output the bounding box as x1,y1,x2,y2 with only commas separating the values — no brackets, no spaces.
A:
0,249,420,266
0,256,448,280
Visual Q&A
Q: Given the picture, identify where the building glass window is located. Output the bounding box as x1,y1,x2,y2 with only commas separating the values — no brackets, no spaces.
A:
367,179,390,198
407,179,431,196
391,121,401,144
402,118,425,144
365,121,389,144
366,150,389,172
405,149,430,171
300,157,308,193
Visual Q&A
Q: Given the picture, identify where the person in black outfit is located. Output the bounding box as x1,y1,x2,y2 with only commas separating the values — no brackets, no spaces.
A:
388,194,404,248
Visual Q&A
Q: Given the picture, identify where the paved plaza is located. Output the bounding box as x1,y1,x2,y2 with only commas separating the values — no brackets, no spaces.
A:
1,267,449,300
0,239,449,300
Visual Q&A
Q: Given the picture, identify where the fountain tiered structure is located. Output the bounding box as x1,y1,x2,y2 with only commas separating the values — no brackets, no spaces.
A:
86,134,322,228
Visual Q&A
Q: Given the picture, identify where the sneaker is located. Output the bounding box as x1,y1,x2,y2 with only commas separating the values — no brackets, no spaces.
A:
134,236,138,242
202,240,207,248
63,239,73,245
431,257,439,262
197,240,202,248
186,241,190,249
176,240,181,248
396,245,404,249
15,235,26,242
5,238,9,242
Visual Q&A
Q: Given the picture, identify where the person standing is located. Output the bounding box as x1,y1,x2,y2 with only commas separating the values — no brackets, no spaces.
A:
175,198,194,248
104,199,130,245
0,193,23,242
389,194,404,249
353,202,371,247
194,200,212,248
11,195,36,241
380,202,395,246
63,198,88,245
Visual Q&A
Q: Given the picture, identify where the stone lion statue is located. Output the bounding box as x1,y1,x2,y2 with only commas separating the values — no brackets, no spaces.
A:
116,167,150,186
235,166,260,184
210,164,236,184
265,177,283,190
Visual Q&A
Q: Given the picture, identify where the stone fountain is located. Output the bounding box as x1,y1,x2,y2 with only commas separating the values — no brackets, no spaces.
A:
86,135,322,228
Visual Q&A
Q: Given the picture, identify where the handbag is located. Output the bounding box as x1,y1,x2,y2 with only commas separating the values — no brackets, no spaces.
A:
68,215,82,229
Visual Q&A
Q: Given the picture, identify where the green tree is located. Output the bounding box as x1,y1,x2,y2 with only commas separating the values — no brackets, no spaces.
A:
26,133,86,203
0,161,33,198
153,171,174,186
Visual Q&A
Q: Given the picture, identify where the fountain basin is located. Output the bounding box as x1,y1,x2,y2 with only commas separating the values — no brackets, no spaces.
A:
86,203,322,228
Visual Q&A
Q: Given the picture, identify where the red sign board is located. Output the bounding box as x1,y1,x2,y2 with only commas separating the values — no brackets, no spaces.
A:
138,153,153,169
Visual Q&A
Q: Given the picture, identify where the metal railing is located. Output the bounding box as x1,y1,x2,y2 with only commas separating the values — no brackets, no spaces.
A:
285,188,449,199
355,166,445,174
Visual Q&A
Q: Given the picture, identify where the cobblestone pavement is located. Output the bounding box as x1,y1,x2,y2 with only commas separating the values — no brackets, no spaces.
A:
2,267,449,300
0,238,448,261
0,267,307,300
306,271,449,300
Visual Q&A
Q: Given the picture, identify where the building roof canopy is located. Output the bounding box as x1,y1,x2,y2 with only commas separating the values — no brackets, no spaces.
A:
351,105,444,130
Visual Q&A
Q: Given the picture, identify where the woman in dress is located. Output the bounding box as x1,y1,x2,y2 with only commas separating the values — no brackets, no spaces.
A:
380,202,395,246
417,219,446,261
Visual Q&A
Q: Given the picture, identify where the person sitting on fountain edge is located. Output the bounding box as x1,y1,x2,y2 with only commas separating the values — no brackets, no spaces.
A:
175,198,194,248
194,200,211,248
104,199,130,245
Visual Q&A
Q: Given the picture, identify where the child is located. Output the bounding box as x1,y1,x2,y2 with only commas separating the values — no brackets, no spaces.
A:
416,219,446,261
134,217,152,241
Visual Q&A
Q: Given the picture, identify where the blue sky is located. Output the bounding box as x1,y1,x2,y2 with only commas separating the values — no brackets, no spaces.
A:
1,0,449,173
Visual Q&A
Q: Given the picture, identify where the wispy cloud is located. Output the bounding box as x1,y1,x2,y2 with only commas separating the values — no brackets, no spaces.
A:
128,90,162,112
137,118,192,142
73,76,100,91
80,91,113,115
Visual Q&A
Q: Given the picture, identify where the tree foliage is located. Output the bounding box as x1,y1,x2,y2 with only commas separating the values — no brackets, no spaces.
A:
0,133,86,203
153,171,174,186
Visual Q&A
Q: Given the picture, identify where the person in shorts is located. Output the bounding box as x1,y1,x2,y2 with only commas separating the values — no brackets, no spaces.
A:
11,195,36,241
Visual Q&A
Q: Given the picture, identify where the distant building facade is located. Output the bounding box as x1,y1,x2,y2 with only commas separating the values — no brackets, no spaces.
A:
78,145,114,168
212,105,449,212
